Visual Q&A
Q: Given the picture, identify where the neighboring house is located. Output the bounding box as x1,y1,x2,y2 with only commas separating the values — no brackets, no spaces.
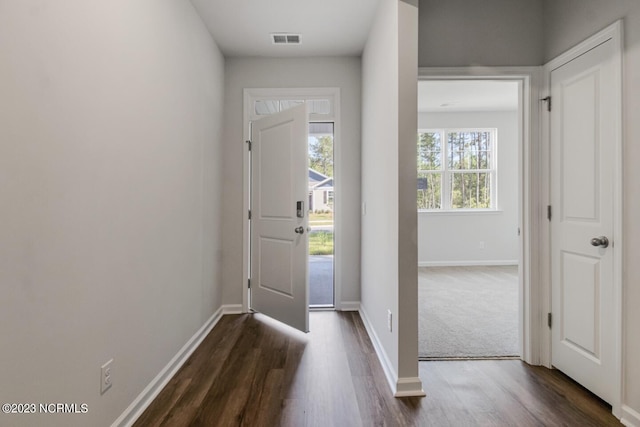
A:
308,168,334,212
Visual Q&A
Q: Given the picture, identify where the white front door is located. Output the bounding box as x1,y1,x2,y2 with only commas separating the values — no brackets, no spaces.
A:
250,103,309,332
550,35,619,404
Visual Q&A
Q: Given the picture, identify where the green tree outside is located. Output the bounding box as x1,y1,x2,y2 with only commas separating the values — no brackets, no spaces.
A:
418,130,493,210
309,135,333,177
417,132,442,209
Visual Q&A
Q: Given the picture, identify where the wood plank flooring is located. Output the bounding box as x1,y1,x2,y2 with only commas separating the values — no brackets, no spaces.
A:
134,312,620,427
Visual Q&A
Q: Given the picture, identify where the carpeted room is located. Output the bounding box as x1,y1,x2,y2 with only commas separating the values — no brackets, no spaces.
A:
417,80,521,360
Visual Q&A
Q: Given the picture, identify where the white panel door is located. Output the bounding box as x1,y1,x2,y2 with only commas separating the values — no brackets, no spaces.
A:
251,103,309,332
550,38,618,404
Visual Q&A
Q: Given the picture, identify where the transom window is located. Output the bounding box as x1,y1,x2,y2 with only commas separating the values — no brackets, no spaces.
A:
418,129,497,211
246,88,338,122
254,99,331,116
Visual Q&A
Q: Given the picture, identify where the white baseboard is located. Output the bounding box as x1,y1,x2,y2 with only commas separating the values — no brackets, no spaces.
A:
395,377,426,397
339,301,360,311
622,405,640,427
418,260,519,267
358,306,425,397
222,304,243,314
112,304,235,427
358,305,398,395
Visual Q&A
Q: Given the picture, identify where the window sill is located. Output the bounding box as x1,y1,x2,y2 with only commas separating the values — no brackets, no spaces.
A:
418,209,504,216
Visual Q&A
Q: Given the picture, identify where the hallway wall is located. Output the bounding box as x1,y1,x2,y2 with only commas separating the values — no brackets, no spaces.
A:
0,2,226,426
361,0,422,395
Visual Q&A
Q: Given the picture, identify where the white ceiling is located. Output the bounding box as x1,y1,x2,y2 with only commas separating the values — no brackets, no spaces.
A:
418,80,519,113
190,0,381,57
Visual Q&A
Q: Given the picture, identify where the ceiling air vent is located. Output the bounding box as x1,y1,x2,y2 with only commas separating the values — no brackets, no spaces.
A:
271,33,301,45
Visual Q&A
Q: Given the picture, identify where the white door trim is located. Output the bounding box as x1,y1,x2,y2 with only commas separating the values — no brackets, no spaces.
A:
541,20,624,418
242,87,342,313
417,67,542,365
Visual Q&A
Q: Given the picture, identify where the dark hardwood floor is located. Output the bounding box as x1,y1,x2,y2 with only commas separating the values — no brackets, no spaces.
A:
134,312,620,427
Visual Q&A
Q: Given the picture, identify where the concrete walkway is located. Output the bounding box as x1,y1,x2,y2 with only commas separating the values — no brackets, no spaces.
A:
309,255,333,306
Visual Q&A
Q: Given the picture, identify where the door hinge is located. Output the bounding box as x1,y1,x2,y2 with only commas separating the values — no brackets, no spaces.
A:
246,140,252,151
548,313,552,328
541,96,552,112
547,205,552,221
248,278,251,289
248,210,251,220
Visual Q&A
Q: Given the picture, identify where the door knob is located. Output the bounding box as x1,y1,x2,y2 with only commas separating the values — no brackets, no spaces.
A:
590,236,609,248
294,226,304,234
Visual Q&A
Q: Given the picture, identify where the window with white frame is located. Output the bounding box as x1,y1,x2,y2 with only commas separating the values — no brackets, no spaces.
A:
417,129,497,211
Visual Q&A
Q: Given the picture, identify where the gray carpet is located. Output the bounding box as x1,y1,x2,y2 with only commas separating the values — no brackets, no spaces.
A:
309,255,333,306
418,266,519,359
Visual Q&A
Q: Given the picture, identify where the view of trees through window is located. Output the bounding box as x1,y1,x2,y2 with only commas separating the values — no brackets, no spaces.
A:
309,135,333,178
418,129,496,210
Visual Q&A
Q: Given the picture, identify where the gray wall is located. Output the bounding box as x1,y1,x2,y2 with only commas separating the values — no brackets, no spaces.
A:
418,0,544,67
418,111,520,266
543,0,639,61
542,0,640,421
221,57,362,306
0,1,225,426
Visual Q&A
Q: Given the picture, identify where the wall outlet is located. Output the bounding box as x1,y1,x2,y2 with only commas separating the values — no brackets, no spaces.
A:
101,359,113,394
479,241,485,249
362,202,367,216
387,309,392,332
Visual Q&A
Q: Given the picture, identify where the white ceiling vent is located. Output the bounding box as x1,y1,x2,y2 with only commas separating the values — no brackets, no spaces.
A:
271,33,301,45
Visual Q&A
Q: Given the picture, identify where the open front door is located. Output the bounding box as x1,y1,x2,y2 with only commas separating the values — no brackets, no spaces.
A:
250,103,309,332
550,31,620,404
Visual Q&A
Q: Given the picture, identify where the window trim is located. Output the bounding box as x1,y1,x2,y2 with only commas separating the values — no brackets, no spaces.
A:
418,127,498,212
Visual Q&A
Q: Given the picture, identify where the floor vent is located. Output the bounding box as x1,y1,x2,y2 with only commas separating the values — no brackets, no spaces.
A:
271,33,301,45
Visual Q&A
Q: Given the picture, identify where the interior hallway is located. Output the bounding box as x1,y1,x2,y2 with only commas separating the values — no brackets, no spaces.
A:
135,312,619,426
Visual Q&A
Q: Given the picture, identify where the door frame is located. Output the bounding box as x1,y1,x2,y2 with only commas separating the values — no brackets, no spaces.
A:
541,21,624,417
417,67,541,365
242,87,341,313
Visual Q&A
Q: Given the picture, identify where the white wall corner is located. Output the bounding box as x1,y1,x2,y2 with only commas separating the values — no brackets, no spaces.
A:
358,305,399,395
622,405,640,427
395,377,426,397
111,306,226,427
339,301,361,311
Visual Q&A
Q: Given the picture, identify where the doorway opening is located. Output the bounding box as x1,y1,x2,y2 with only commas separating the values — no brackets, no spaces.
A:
242,88,341,321
417,79,523,360
308,123,335,308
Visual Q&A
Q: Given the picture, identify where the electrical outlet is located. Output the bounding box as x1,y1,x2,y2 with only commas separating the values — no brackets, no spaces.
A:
362,202,367,216
479,241,485,249
101,359,113,394
387,309,392,332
